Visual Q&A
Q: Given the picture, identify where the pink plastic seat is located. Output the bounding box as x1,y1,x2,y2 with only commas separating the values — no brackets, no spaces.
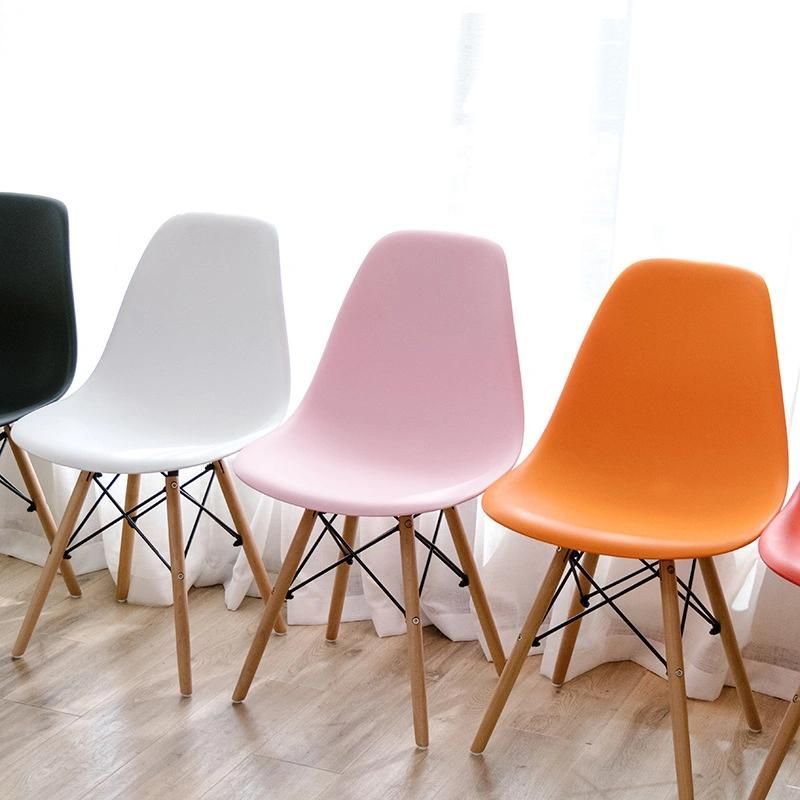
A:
232,231,523,749
235,231,523,516
759,483,800,586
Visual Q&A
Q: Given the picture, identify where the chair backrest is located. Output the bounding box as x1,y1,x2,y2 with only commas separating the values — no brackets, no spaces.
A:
531,258,788,507
294,231,523,467
0,193,76,424
85,213,289,429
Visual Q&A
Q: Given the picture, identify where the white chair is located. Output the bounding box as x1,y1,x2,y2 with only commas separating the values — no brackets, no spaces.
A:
11,213,290,696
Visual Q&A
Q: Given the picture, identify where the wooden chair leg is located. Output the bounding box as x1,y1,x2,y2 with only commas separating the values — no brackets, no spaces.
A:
552,552,600,687
471,547,571,755
699,556,761,731
212,460,287,635
660,559,695,800
165,471,192,697
325,515,359,642
115,473,140,603
749,687,800,800
444,506,506,675
399,515,429,749
5,426,82,598
12,471,93,658
233,509,318,703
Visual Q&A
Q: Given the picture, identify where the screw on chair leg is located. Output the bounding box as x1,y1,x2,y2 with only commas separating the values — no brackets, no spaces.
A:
398,515,429,749
12,471,93,658
552,552,599,687
165,471,192,697
444,506,506,675
5,427,83,598
213,460,287,635
116,473,141,603
233,509,318,703
660,559,694,800
326,515,359,642
749,688,800,800
698,556,761,731
471,547,571,755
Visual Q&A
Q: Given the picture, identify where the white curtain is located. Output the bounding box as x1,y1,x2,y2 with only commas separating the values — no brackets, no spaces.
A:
2,0,800,701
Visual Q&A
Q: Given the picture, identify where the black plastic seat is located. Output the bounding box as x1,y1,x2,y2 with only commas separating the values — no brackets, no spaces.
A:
0,193,77,425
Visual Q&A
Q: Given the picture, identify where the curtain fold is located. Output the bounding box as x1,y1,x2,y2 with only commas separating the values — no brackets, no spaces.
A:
2,0,800,702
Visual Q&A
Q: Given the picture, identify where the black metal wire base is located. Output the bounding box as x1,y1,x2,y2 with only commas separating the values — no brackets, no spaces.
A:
0,430,34,510
285,511,467,616
533,550,720,670
62,464,239,572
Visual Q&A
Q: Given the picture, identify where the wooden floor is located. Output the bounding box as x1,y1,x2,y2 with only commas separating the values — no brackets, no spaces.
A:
0,554,799,799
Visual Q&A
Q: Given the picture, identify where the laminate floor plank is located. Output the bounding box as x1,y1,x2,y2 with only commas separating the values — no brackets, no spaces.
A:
0,554,794,800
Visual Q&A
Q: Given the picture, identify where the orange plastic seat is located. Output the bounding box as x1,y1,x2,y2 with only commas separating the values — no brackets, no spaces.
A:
473,259,788,800
484,258,788,560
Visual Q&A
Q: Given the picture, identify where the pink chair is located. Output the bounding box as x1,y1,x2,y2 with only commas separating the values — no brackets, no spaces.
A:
750,484,800,798
231,231,523,748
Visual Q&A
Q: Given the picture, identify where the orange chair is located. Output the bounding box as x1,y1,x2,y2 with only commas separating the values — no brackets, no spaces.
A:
471,259,788,800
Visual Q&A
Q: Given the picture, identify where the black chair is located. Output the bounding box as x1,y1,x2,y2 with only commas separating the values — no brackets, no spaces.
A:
0,193,80,596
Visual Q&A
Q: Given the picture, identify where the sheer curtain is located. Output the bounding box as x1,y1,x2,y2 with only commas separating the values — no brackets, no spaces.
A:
608,0,800,704
1,0,799,700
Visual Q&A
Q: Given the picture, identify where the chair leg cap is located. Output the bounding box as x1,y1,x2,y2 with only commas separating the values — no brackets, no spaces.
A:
11,654,23,661
551,681,563,688
70,593,82,599
469,751,484,757
180,692,192,698
416,745,429,751
232,698,244,705
325,638,337,643
116,598,127,604
273,630,287,637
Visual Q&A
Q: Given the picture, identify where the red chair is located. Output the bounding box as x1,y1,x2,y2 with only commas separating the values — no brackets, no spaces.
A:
750,484,800,798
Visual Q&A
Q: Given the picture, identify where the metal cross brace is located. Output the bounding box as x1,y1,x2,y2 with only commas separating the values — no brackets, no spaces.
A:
530,551,721,670
62,465,240,572
285,510,468,617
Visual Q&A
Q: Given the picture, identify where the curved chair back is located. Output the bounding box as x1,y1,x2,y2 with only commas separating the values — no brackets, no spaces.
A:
296,231,523,468
0,193,76,424
86,213,289,430
531,258,788,523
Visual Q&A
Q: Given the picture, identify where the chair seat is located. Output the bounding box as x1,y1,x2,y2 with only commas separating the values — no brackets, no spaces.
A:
234,418,517,517
483,456,783,560
11,386,281,474
759,483,800,586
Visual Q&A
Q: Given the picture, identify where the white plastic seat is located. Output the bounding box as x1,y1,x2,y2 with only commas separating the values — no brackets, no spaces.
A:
13,386,284,475
14,213,289,473
11,213,290,696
